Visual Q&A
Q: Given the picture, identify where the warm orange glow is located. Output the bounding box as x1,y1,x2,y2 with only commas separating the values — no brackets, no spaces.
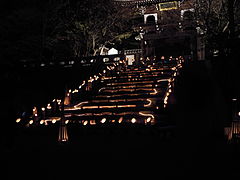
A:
101,118,107,123
144,99,152,107
83,121,88,125
99,105,117,109
150,89,158,95
107,81,154,86
146,117,151,123
224,121,240,141
29,120,33,125
117,105,136,108
131,118,136,123
65,120,69,124
139,112,155,119
16,118,21,123
58,125,68,142
47,103,52,109
72,89,79,93
82,106,99,109
57,99,61,105
90,120,96,125
40,120,45,124
118,117,123,123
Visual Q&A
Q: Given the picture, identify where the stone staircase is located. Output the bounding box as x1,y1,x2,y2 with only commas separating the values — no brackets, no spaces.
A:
16,57,184,142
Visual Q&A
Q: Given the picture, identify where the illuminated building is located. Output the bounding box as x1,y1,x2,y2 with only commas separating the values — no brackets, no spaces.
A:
114,0,205,61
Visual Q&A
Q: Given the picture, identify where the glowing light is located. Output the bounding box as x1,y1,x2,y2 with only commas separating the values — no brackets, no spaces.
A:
139,112,154,119
99,105,117,109
98,87,105,93
117,105,136,108
90,120,96,125
118,117,123,123
57,99,61,105
144,99,152,107
65,120,69,124
33,107,37,112
112,120,115,123
29,120,33,125
146,117,151,123
101,118,107,123
52,120,56,124
82,106,99,109
72,89,79,93
150,89,158,95
238,112,240,116
131,118,137,123
41,107,45,111
16,118,21,123
40,120,45,124
83,121,88,126
73,101,90,109
58,125,68,142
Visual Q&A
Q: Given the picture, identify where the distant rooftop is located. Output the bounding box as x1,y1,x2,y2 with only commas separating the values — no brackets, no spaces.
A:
114,0,183,4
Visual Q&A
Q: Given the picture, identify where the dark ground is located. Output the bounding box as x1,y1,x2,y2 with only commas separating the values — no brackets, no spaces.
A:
3,60,240,179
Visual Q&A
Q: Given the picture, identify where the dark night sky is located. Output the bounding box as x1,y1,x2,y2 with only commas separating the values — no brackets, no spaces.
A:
0,0,47,17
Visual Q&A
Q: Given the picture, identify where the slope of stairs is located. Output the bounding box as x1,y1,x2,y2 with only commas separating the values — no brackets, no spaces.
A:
16,57,183,142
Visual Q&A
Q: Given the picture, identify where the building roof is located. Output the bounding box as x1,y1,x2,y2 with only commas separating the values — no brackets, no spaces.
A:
114,0,183,5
